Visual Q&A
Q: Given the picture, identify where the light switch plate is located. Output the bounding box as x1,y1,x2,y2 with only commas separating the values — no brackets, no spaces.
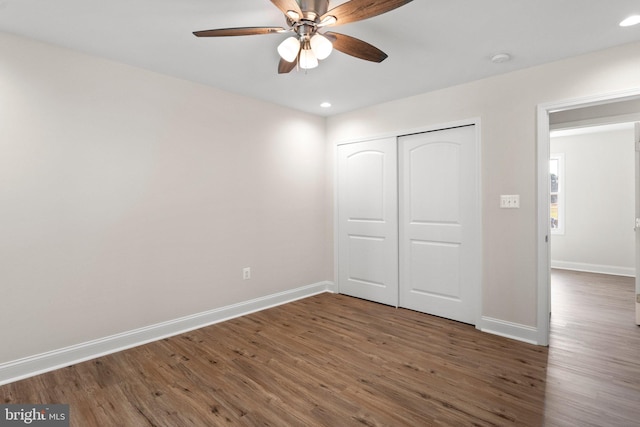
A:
500,195,520,209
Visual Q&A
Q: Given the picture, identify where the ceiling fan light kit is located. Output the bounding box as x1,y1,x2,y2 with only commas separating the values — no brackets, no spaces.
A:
278,36,301,62
310,33,333,60
193,0,413,73
299,41,319,69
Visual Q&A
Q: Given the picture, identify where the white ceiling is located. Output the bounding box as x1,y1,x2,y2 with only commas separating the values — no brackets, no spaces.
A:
1,0,639,116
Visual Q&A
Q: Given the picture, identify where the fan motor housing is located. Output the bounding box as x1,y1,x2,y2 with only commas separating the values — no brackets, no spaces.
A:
298,0,330,21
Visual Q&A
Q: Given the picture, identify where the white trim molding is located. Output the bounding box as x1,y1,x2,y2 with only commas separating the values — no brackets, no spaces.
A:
480,317,539,345
551,261,635,277
0,281,335,386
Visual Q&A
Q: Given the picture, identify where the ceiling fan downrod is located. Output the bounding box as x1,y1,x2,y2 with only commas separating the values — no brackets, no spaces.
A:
294,0,330,22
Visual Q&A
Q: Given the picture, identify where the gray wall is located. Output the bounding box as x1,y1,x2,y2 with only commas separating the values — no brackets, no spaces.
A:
0,33,331,364
551,126,636,276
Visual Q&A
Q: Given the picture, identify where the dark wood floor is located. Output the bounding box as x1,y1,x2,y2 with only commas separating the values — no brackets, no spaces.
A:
544,269,640,426
1,270,638,426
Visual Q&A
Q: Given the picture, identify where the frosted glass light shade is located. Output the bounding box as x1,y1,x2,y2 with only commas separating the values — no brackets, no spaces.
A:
299,48,318,69
286,10,300,21
310,34,333,60
277,37,301,63
318,15,337,27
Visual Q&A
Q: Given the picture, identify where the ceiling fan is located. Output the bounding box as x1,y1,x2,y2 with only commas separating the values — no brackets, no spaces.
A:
193,0,413,74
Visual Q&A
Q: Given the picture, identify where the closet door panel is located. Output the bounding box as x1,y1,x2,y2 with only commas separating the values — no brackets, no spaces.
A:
408,142,461,223
399,126,480,324
337,138,398,306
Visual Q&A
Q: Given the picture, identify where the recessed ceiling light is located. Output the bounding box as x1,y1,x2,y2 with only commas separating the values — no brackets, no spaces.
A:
620,15,640,27
320,102,332,108
490,53,511,64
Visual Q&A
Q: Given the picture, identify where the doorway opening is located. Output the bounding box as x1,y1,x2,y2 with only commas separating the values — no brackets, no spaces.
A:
536,90,640,345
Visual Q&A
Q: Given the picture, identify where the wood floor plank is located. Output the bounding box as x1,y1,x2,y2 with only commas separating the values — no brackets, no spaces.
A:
1,269,638,426
544,269,640,426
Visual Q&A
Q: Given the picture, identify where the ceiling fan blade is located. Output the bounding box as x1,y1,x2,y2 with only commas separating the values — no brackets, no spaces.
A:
270,0,303,19
193,27,286,37
321,0,413,26
278,57,297,74
324,32,388,62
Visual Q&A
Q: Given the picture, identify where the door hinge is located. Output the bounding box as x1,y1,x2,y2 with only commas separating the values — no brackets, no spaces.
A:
545,235,549,243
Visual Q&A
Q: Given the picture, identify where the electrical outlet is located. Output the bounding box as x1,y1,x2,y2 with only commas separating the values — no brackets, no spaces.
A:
242,267,251,280
500,195,520,209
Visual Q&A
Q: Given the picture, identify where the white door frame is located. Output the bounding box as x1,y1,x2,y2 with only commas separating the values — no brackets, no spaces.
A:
536,88,640,346
635,122,640,326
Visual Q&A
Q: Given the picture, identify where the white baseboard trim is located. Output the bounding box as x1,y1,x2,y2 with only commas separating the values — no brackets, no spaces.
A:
551,260,635,277
479,316,539,345
325,281,338,293
0,281,335,386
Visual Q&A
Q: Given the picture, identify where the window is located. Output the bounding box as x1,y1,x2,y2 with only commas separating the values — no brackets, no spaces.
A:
550,153,565,234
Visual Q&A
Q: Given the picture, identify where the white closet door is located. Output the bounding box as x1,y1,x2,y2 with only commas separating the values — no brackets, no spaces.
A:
399,126,480,324
337,138,398,306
